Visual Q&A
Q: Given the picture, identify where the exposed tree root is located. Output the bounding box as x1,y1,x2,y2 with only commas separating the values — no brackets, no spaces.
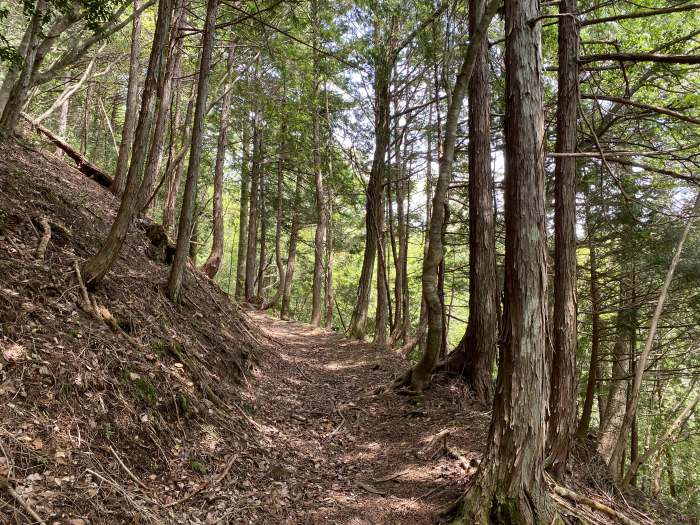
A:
548,480,640,525
34,217,51,260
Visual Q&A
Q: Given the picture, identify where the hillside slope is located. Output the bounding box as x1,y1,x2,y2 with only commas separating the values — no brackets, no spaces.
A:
0,137,267,523
0,137,690,524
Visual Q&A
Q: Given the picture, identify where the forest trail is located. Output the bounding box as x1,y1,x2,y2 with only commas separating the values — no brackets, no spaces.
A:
242,311,489,524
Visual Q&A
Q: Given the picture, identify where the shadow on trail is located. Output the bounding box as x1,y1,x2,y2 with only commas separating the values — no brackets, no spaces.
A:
244,311,491,525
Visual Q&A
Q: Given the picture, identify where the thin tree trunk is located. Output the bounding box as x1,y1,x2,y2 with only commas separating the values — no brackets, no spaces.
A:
234,120,251,300
201,42,236,278
459,0,555,519
55,97,69,156
166,0,219,302
111,0,143,196
268,129,287,308
281,170,303,319
257,162,267,299
82,0,174,286
0,0,47,138
137,1,185,216
577,197,601,438
245,121,261,300
547,0,579,478
398,0,499,392
608,191,700,478
163,83,194,236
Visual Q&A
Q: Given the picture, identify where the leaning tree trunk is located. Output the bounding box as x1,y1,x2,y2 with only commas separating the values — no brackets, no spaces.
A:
457,0,556,521
81,0,174,286
547,0,579,479
234,121,251,300
166,0,219,302
398,0,499,392
608,191,700,479
201,42,236,278
434,0,497,402
55,97,70,156
111,0,143,196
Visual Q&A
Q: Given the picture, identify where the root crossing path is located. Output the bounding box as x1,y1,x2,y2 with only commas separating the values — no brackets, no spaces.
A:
242,311,489,524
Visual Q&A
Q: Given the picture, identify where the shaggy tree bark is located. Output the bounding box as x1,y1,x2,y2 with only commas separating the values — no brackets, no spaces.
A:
457,0,556,521
166,0,219,302
201,42,236,278
547,0,579,479
434,0,497,402
112,0,143,196
397,0,499,392
234,121,251,300
81,0,174,286
245,121,261,300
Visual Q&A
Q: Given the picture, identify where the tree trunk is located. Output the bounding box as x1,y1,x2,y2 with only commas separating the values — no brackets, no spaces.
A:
577,197,601,438
0,0,47,138
256,161,267,299
166,0,219,302
310,0,326,327
435,0,497,402
347,51,390,340
162,83,194,236
234,120,251,300
607,191,700,478
281,169,303,319
398,0,499,392
245,121,261,300
55,97,69,156
547,0,579,478
201,42,236,278
137,1,185,216
81,0,174,287
269,129,287,308
458,0,555,521
324,189,334,327
111,0,143,196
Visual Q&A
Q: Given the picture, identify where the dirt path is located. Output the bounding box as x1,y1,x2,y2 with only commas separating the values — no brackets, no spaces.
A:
241,311,490,524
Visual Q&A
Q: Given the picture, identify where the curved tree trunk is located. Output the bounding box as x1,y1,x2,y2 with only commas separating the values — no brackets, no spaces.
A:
245,120,261,300
435,0,497,402
458,0,555,521
398,0,499,392
166,0,219,302
82,0,174,286
201,42,236,278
